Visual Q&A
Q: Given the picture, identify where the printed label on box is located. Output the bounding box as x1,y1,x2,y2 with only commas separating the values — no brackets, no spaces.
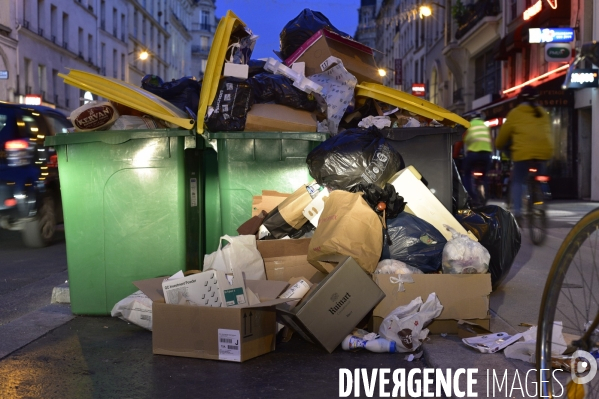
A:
218,329,241,362
223,287,246,306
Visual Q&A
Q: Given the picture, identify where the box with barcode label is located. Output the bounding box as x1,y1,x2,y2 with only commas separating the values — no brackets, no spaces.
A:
135,277,292,362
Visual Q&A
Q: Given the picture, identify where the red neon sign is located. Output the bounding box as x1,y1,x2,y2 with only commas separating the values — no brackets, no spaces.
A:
546,0,557,9
524,0,542,20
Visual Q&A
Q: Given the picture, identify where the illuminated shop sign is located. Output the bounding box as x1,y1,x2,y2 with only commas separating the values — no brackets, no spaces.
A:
545,43,572,62
24,95,42,105
568,69,599,89
529,27,575,43
411,83,425,97
524,0,542,20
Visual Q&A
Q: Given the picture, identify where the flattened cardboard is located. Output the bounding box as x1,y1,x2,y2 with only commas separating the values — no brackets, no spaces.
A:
284,29,382,85
256,238,326,283
244,104,317,132
457,319,494,338
278,257,385,353
245,279,289,302
373,273,491,334
252,190,289,216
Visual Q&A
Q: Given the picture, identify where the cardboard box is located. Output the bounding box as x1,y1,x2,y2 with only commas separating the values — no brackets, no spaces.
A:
278,257,385,353
284,29,382,84
372,273,491,334
134,277,292,362
257,238,326,284
244,104,317,132
252,190,289,216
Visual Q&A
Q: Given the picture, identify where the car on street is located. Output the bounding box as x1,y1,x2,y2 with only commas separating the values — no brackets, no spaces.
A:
0,102,71,247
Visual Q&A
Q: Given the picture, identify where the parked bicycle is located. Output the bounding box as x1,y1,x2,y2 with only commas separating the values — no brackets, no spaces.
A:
536,41,599,398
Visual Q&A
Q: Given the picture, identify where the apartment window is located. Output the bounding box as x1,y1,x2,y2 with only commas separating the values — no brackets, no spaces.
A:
474,48,502,98
62,13,68,48
101,42,106,71
142,18,146,43
510,0,518,21
64,82,69,108
37,0,44,35
121,13,126,40
113,8,117,36
133,11,137,38
200,36,209,51
430,68,439,105
121,53,125,80
88,34,93,62
414,60,419,82
200,9,210,30
201,59,207,74
100,0,105,28
38,64,46,98
52,69,59,105
50,5,57,42
78,28,83,57
113,49,117,78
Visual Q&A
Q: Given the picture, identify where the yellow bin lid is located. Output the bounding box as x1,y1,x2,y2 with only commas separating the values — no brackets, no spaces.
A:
356,83,470,128
58,69,195,129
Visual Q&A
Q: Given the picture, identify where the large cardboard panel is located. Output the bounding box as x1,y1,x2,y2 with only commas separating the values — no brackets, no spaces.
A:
244,104,317,132
278,257,385,353
284,29,382,85
373,273,491,334
257,239,326,283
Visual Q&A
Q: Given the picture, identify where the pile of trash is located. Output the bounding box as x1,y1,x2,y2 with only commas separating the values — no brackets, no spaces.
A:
90,8,524,361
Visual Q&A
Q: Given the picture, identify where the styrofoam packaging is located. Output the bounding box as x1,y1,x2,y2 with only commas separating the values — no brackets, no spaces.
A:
70,101,119,132
223,63,249,79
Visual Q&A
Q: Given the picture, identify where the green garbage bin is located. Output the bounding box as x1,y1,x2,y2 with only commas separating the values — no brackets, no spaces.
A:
203,131,327,250
45,129,205,315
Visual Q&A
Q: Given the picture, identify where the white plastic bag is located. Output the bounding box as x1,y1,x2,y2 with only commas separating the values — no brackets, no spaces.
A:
203,235,266,280
110,290,153,330
374,259,423,292
379,292,443,352
442,224,490,274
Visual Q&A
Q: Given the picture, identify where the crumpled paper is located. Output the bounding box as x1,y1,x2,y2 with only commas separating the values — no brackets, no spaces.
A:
503,323,568,363
358,115,392,129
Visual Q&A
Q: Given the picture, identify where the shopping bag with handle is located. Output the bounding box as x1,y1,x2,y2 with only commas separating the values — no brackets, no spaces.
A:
203,235,266,280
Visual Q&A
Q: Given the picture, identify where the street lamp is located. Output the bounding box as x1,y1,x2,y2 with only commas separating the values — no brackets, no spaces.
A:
128,49,150,60
419,2,446,18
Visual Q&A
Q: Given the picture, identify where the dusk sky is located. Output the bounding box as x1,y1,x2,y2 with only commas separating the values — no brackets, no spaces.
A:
214,0,362,59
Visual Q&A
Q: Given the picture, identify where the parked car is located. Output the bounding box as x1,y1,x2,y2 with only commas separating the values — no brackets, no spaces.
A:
0,102,71,247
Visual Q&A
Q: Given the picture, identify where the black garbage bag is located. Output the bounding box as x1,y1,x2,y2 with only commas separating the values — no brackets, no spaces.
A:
452,159,470,214
351,183,406,220
279,9,350,60
248,59,267,77
455,205,521,290
141,75,201,116
247,73,317,111
306,126,405,191
381,212,447,273
205,77,253,132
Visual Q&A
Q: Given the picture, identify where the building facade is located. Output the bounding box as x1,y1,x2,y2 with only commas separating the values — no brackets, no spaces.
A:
191,0,216,80
0,0,209,115
359,0,597,200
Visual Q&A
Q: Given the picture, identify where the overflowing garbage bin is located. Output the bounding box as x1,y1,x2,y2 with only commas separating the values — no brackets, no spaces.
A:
45,129,205,315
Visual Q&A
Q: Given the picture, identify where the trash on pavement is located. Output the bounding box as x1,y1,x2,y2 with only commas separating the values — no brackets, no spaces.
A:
381,211,447,273
379,292,443,353
372,273,491,334
134,274,294,362
307,190,383,274
203,235,267,280
277,257,385,353
342,332,397,353
462,332,524,354
456,319,493,338
455,206,521,290
503,323,568,363
256,238,326,283
374,259,423,293
442,225,490,274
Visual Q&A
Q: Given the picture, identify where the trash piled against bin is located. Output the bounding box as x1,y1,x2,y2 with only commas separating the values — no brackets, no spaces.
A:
67,7,523,362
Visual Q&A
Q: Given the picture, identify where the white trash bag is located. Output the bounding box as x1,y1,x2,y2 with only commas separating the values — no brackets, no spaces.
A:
203,234,266,280
379,292,443,353
374,259,423,292
442,225,490,274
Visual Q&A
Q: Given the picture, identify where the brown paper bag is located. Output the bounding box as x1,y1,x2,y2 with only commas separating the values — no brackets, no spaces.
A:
262,185,313,238
307,190,383,274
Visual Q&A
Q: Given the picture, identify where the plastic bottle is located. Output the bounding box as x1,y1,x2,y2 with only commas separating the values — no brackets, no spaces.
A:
341,335,397,353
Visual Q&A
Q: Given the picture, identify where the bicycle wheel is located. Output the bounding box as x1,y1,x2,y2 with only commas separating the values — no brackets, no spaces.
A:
529,181,547,245
537,208,599,398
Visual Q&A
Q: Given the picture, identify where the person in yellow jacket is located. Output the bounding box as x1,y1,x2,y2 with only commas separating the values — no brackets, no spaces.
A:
462,112,492,206
496,85,553,221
